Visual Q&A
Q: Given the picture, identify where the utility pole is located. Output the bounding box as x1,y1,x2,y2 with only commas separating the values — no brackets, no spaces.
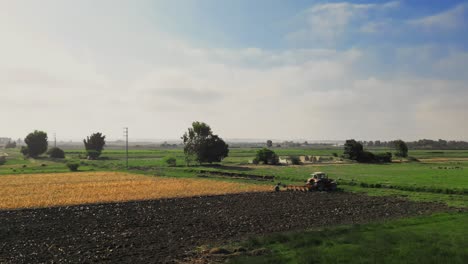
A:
123,127,128,169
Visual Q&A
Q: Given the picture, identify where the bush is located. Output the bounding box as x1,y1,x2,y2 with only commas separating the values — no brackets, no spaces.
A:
289,156,301,165
66,161,80,171
375,152,392,163
332,153,338,157
255,148,279,165
20,146,29,157
47,147,65,159
357,151,375,163
0,156,6,165
164,156,177,167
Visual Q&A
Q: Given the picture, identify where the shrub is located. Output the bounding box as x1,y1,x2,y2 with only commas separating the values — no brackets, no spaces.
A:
0,156,6,165
252,158,259,165
20,146,29,157
332,152,338,157
164,156,177,167
255,148,279,165
289,156,301,165
375,152,392,163
357,151,375,163
47,147,65,159
66,161,80,171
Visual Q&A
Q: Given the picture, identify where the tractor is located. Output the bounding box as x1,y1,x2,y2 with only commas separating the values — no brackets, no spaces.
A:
276,172,337,192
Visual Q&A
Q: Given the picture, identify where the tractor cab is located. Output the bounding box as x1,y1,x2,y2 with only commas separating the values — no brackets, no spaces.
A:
312,172,327,180
307,172,327,184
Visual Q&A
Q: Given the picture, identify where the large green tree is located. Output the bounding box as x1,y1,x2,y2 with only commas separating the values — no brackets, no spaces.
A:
343,139,364,161
255,148,279,165
83,132,106,159
181,122,229,165
393,139,408,158
23,130,48,157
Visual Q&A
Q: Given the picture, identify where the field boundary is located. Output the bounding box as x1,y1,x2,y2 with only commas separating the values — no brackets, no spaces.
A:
338,179,468,195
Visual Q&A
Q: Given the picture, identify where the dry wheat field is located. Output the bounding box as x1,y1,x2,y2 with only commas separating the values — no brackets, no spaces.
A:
0,171,270,209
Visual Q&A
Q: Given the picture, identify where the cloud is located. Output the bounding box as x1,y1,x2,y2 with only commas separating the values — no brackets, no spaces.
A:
286,1,400,46
408,3,467,31
0,0,467,140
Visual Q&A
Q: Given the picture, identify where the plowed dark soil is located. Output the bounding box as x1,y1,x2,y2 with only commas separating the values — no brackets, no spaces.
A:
0,192,450,263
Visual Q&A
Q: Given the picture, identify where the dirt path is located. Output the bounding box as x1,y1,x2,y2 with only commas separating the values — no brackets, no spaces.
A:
0,192,450,263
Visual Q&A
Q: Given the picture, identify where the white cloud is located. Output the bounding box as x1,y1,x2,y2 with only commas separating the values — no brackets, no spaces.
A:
408,3,467,31
286,1,400,46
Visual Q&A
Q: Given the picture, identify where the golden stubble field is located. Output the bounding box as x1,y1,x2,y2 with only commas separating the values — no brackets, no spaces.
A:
0,172,271,209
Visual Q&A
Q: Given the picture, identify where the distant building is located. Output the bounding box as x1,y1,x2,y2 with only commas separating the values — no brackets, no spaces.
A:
0,137,11,144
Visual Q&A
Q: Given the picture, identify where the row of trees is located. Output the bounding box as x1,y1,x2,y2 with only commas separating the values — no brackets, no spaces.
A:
20,130,106,160
361,139,468,150
344,139,408,163
16,123,227,166
14,124,411,167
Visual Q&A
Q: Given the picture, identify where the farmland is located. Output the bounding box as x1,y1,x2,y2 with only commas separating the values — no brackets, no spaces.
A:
0,146,467,263
0,172,270,209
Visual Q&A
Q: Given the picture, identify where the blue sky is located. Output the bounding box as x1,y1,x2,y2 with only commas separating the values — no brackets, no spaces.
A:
1,0,468,141
146,0,468,49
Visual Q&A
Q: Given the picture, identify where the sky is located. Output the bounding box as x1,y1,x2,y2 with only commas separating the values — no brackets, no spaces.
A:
1,0,468,141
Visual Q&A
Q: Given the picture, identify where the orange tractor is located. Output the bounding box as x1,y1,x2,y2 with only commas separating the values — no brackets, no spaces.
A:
275,172,337,192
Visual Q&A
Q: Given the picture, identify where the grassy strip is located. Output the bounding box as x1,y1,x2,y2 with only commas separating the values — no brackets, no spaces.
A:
338,179,468,195
341,185,468,208
228,212,468,264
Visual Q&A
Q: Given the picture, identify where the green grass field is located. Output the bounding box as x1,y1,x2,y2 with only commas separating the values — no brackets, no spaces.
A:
228,212,468,264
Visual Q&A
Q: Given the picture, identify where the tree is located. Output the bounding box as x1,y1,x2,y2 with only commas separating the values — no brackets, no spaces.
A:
47,147,65,159
255,148,279,165
289,156,301,165
266,140,273,148
164,156,177,167
83,132,106,159
181,122,229,165
393,139,408,158
23,130,48,157
66,161,80,171
343,139,363,161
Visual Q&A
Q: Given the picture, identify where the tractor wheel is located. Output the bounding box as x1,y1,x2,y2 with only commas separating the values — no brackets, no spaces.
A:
329,183,337,191
317,182,325,192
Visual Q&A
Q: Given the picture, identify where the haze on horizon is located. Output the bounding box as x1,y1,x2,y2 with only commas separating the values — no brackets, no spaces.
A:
2,0,468,142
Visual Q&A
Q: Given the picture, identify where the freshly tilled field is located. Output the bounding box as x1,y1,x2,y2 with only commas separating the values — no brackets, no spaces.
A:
0,192,450,263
